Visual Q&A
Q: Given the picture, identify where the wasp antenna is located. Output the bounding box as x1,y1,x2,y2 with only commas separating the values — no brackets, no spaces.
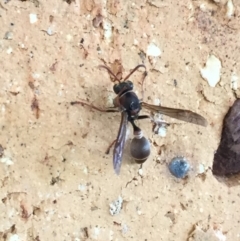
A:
123,64,146,81
98,65,121,83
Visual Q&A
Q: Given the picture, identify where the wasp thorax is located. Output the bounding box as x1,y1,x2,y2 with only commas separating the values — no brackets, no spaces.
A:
130,135,150,164
113,80,133,94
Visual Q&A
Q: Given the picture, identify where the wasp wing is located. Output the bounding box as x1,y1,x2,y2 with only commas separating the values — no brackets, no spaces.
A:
113,112,128,174
141,102,207,127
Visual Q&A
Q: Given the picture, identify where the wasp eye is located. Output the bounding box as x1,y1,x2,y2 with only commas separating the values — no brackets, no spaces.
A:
125,80,133,90
113,84,121,94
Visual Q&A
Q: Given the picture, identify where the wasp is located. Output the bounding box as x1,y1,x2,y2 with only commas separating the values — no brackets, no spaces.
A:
71,64,207,174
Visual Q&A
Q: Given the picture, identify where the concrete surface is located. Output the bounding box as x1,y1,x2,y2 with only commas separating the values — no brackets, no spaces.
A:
0,0,240,240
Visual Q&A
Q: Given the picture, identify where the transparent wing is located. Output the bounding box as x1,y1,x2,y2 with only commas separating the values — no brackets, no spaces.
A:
141,102,207,127
113,112,128,174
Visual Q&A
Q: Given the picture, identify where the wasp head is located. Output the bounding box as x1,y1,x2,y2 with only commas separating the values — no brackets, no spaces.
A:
113,80,133,94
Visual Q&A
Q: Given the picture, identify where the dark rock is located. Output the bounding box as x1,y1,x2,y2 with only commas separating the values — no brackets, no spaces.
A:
213,99,240,176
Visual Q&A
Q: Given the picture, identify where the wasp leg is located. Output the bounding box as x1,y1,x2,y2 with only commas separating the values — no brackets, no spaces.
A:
137,115,150,120
140,71,148,101
105,139,117,154
71,101,119,113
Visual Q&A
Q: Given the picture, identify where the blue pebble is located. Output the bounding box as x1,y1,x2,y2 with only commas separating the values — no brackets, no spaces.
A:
168,157,190,178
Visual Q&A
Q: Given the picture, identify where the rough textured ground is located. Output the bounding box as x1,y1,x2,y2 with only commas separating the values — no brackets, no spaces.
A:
0,0,240,240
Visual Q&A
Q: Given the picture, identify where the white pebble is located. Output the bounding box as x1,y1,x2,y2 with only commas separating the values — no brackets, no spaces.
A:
78,184,86,191
137,209,142,215
47,27,54,36
1,157,14,165
109,230,114,240
198,164,205,174
18,43,25,49
83,167,88,174
4,31,13,40
153,98,161,105
134,39,139,45
103,21,112,42
6,47,13,54
214,230,226,241
29,13,38,24
8,234,19,241
226,0,234,19
147,43,162,57
157,125,167,137
2,105,6,113
199,3,210,12
200,55,222,87
231,73,238,91
138,168,143,176
109,196,123,215
122,224,128,234
94,227,100,236
32,73,40,79
66,34,73,41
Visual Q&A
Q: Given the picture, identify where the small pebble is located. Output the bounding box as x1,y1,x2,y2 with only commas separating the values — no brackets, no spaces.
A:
109,196,123,215
134,39,139,45
200,55,221,87
156,125,167,137
46,27,54,36
226,0,234,18
8,234,20,241
147,42,162,57
138,168,143,176
103,21,112,41
231,72,238,91
92,14,103,28
29,13,38,24
168,157,190,178
66,34,73,41
122,224,128,234
6,47,13,54
4,31,13,40
78,184,86,192
198,164,205,174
